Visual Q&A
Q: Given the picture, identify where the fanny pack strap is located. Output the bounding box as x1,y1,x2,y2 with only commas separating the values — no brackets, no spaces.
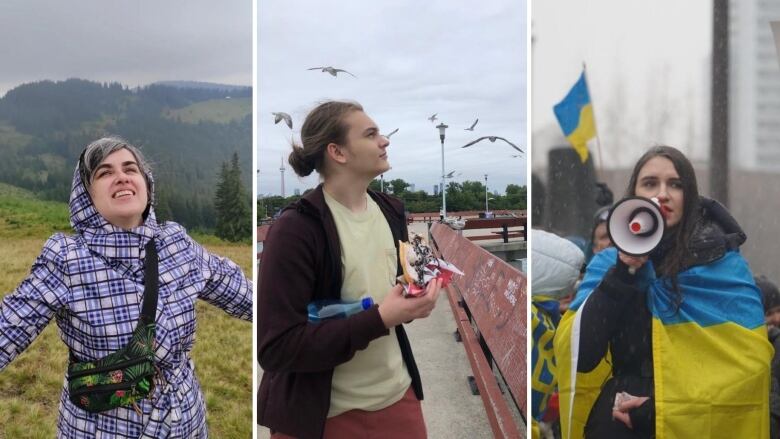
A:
68,239,159,363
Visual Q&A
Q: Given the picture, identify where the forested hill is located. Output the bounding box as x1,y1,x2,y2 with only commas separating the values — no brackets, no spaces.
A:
0,79,251,230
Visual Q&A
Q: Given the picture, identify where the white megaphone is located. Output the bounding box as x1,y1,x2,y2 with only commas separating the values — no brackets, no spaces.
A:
606,196,666,256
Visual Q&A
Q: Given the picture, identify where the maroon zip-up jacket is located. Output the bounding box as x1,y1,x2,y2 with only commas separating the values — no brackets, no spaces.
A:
257,184,423,439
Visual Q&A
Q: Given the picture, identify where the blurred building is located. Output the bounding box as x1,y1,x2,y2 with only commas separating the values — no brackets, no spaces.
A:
727,0,780,278
730,0,780,169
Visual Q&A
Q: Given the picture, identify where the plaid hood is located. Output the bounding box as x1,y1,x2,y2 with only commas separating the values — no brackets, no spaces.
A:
68,161,160,261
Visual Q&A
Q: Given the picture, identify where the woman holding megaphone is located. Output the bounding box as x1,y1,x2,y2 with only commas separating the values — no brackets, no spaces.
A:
555,146,772,439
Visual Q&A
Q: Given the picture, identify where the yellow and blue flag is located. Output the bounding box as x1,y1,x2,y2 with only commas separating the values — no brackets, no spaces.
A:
531,299,559,439
553,71,597,163
555,247,772,439
531,299,559,420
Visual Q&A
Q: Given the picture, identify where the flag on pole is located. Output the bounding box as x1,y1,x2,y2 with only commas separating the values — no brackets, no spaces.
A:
553,71,596,163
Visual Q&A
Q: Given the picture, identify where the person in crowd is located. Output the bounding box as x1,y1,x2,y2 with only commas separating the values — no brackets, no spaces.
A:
557,234,589,314
531,229,585,439
555,145,771,439
257,100,442,439
757,275,780,438
586,205,612,263
759,275,780,329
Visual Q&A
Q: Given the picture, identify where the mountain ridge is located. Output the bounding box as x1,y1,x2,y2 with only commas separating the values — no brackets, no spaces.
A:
0,78,252,231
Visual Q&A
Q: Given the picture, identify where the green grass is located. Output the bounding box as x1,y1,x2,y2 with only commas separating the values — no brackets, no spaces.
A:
0,183,71,238
163,98,251,124
188,229,252,246
0,187,252,438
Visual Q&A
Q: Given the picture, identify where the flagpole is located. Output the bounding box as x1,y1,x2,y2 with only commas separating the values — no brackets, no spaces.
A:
582,62,604,179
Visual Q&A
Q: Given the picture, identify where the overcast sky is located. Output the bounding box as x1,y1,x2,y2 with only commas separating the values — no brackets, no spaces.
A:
532,0,711,174
257,0,527,197
0,0,252,96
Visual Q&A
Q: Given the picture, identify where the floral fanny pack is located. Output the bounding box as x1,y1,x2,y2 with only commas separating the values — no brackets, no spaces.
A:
67,239,158,414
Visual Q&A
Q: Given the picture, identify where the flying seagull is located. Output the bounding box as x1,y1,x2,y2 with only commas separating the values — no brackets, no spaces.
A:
464,118,479,131
444,170,461,178
272,112,293,129
461,136,523,153
307,66,357,78
428,113,438,123
384,128,399,138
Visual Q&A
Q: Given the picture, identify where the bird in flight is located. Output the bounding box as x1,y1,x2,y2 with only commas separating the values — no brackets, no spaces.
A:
465,118,479,131
384,128,399,138
307,66,357,78
272,112,293,129
444,170,461,179
461,136,523,153
428,113,438,123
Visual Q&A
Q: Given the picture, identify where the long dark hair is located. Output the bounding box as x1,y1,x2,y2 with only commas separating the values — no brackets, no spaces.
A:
626,146,701,305
288,101,363,177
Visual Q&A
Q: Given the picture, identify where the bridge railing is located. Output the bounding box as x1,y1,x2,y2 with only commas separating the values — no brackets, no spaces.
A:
430,222,528,437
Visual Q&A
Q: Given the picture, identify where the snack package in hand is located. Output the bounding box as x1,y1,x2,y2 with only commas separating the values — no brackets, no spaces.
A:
398,233,463,297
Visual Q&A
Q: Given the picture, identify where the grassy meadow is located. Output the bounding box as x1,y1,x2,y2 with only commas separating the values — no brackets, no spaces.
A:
0,184,253,438
163,97,252,124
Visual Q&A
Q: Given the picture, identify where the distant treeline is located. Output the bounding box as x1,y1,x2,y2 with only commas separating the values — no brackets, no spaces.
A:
258,178,527,219
0,78,251,235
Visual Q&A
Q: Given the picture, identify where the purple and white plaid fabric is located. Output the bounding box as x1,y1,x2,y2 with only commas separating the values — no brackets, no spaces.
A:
0,165,252,438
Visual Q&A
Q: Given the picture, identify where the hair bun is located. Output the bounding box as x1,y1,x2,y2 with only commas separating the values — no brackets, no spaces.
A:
288,143,314,177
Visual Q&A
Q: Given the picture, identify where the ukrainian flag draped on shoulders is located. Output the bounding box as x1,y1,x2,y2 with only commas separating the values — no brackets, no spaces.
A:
555,246,772,439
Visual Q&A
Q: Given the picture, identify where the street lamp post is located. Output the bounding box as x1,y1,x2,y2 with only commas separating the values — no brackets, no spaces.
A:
484,174,489,215
436,122,448,219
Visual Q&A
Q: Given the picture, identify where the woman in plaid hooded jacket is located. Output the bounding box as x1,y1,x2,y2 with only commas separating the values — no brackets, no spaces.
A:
0,137,252,438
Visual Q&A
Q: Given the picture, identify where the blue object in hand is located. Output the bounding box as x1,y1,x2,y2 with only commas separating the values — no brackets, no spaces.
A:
307,297,374,323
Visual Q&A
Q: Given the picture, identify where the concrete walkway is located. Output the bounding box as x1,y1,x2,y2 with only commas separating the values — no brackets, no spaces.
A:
406,288,495,438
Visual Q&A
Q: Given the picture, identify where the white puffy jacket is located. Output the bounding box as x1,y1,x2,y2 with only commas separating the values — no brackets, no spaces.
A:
531,229,584,299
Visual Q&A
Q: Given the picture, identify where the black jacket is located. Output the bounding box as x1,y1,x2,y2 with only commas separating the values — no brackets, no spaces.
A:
257,185,422,439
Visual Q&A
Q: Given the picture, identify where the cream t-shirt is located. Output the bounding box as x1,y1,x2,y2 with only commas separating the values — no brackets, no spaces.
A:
323,190,411,417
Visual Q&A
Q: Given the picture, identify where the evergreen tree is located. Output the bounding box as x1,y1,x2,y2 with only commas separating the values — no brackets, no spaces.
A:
214,152,251,241
230,151,252,240
154,187,174,223
214,162,230,235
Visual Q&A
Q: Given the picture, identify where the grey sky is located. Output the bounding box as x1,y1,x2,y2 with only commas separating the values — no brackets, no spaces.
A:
0,0,252,96
532,1,711,175
258,0,527,197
